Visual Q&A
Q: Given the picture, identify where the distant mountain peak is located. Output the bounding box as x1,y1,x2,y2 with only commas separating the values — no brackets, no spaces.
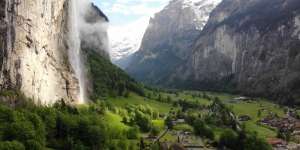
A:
112,0,222,68
125,0,221,83
179,0,223,30
109,17,149,64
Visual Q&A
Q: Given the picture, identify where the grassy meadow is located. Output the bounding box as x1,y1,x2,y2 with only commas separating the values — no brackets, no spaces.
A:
103,90,286,143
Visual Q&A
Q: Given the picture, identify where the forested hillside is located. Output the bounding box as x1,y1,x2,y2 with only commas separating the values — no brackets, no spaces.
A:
85,49,144,100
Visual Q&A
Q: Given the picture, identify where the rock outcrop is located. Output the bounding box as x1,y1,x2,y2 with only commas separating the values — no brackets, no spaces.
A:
0,0,109,105
126,0,221,85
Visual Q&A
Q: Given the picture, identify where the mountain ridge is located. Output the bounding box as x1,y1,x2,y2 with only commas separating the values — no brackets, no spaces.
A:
126,0,221,85
126,0,300,104
175,0,300,104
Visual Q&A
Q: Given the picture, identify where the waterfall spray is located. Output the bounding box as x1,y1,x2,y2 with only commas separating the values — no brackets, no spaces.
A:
68,0,87,104
68,0,109,103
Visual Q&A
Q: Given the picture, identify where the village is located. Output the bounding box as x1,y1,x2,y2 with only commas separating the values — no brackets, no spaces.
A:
259,108,300,149
233,97,300,150
145,119,214,150
140,96,300,150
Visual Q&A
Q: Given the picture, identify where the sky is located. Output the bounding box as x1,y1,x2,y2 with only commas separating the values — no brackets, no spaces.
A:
92,0,170,26
91,0,171,60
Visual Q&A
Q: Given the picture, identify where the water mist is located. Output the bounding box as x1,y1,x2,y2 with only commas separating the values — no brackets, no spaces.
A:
68,0,109,104
68,0,87,104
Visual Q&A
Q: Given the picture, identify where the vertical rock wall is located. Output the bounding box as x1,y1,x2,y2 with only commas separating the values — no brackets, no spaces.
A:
126,0,221,85
0,0,79,105
179,0,300,103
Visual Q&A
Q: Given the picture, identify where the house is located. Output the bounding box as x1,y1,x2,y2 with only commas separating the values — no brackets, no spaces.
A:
292,122,300,135
234,97,250,101
287,143,300,150
172,119,186,125
183,131,192,135
146,135,157,141
239,115,251,121
228,100,238,104
169,143,186,150
260,115,297,131
267,138,287,148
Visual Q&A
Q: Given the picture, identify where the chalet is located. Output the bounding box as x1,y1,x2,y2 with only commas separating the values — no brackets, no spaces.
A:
228,99,238,103
287,109,299,118
260,115,297,131
159,142,169,150
267,138,287,149
287,143,300,150
292,122,300,135
238,115,251,121
234,96,250,101
172,119,185,125
169,143,186,150
183,131,192,135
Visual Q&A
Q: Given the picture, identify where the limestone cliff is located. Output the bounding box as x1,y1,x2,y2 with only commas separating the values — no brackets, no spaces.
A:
126,0,221,85
175,0,300,104
0,0,109,105
126,0,300,104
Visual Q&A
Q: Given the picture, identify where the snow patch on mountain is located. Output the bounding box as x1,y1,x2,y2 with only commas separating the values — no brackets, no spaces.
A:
108,17,149,62
109,0,222,63
183,0,222,30
162,0,222,31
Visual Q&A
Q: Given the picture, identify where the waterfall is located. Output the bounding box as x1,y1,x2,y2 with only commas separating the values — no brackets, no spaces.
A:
6,0,12,52
68,0,109,103
68,0,87,104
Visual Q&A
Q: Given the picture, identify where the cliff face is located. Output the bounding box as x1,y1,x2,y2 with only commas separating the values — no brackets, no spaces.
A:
175,0,300,103
126,0,300,104
126,0,221,85
0,0,109,104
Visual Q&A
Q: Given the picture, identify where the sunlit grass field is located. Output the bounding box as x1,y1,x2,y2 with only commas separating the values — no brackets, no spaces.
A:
108,93,173,113
152,119,165,130
228,100,284,138
205,92,284,139
103,112,129,130
106,90,285,139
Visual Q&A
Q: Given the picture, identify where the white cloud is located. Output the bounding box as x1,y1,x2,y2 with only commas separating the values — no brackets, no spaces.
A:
108,0,169,16
109,4,158,16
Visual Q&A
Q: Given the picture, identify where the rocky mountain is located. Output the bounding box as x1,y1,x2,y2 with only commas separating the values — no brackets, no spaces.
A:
0,0,109,104
126,0,222,85
128,0,300,104
175,0,300,104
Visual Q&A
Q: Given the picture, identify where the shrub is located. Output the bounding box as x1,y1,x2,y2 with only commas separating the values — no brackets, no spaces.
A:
193,119,214,140
165,116,173,129
219,129,272,150
150,126,160,136
219,129,238,149
135,111,152,132
243,132,272,150
0,141,25,150
86,125,105,148
127,126,139,139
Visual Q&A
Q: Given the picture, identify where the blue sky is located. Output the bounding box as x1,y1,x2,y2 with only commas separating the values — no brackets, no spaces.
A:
92,0,170,26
